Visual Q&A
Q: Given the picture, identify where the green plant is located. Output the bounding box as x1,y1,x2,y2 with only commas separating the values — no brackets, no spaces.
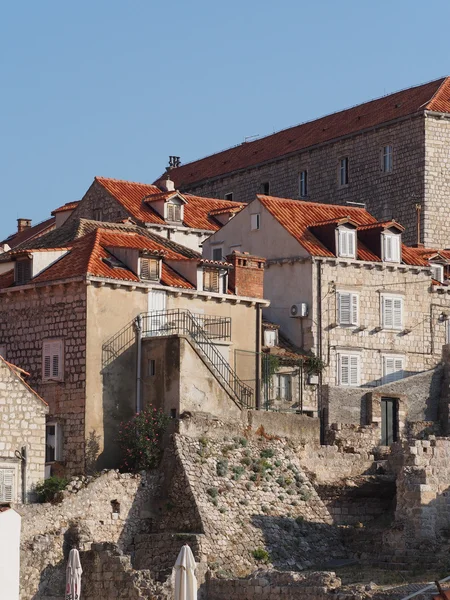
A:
246,482,253,490
210,497,218,506
306,354,325,375
239,437,248,447
199,436,209,447
232,465,245,480
262,354,280,384
261,505,270,513
295,516,305,525
260,448,274,459
252,548,270,562
207,487,218,499
35,476,68,503
274,460,281,467
117,406,170,471
249,473,257,482
278,495,285,501
241,456,252,466
276,476,287,488
216,459,228,477
244,449,251,457
299,489,312,501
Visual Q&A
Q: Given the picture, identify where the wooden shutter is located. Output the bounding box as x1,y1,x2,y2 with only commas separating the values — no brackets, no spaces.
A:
393,299,402,328
383,356,404,383
349,356,359,386
140,258,159,281
43,340,63,380
339,355,349,385
383,297,393,328
339,231,348,257
338,293,358,325
0,468,14,502
203,269,219,292
167,203,181,222
16,259,31,285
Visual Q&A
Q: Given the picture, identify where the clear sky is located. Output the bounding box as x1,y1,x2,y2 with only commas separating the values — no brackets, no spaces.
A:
1,0,449,240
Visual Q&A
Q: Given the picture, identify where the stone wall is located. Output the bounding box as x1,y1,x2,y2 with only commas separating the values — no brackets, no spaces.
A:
298,444,375,484
17,470,158,600
181,116,426,246
0,282,87,474
0,358,48,503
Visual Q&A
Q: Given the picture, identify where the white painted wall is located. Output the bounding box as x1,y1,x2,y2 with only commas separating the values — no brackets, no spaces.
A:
0,508,21,600
31,250,68,278
106,247,139,273
0,261,14,275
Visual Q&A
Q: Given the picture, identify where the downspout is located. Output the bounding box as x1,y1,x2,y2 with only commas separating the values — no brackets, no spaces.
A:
135,315,142,413
15,447,27,503
255,303,262,410
316,260,324,443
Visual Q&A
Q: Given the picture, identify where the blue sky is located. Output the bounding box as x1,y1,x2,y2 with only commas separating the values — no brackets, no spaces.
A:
1,0,449,240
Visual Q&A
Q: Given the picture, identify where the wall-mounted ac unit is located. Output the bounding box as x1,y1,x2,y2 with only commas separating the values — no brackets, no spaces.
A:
290,303,308,318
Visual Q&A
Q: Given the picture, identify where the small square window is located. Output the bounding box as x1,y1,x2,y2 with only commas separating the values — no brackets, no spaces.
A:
140,258,160,281
382,145,393,173
203,269,220,293
383,234,400,262
148,359,156,376
224,192,233,201
261,182,270,195
251,214,261,231
382,296,403,330
42,340,64,381
166,203,182,222
339,157,349,186
263,329,278,347
212,247,223,261
299,171,308,198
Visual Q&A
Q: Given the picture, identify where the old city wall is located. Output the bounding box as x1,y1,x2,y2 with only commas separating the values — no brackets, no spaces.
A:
0,359,48,502
424,115,450,248
17,470,158,600
0,281,87,474
183,117,425,245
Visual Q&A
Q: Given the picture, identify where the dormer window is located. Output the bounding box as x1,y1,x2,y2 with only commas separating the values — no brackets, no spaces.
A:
15,258,32,285
383,233,400,262
338,228,356,258
166,202,182,222
140,257,160,281
203,269,219,293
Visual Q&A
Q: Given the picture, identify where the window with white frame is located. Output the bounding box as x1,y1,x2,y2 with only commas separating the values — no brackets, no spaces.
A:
337,292,359,326
338,228,356,258
203,269,220,293
431,264,444,283
382,355,404,384
45,422,63,462
166,202,182,222
212,247,223,261
383,233,401,262
276,374,292,400
42,340,64,381
381,145,393,173
0,466,15,502
299,170,308,198
337,353,360,386
382,296,403,330
251,213,261,231
339,157,349,186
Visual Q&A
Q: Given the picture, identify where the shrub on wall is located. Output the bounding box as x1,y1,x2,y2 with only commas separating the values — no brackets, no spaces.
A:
117,406,170,471
35,476,68,503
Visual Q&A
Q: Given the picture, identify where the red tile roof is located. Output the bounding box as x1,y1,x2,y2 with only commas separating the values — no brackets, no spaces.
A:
258,195,377,257
161,263,195,289
161,78,450,188
95,177,244,231
357,220,404,232
1,217,55,249
51,201,80,215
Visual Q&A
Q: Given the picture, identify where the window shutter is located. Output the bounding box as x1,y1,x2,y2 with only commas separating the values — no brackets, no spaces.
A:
393,299,402,328
340,355,349,385
348,231,355,257
0,468,14,503
204,270,219,292
383,356,404,383
350,356,359,386
383,298,393,328
43,340,62,380
339,232,347,257
351,294,358,325
338,293,351,324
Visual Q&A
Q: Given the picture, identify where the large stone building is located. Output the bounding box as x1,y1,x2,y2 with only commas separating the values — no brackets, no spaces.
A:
203,194,450,431
0,217,267,476
162,77,450,248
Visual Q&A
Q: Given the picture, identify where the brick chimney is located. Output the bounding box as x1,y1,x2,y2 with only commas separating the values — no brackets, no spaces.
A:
17,218,32,233
226,251,265,298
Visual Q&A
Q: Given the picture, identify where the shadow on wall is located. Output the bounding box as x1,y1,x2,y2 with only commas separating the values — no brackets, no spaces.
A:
99,343,137,470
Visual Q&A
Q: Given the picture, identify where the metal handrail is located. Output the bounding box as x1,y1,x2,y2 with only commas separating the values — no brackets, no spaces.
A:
102,319,136,367
140,309,252,408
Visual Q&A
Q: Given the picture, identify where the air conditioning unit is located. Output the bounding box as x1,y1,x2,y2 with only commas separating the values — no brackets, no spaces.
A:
290,303,308,318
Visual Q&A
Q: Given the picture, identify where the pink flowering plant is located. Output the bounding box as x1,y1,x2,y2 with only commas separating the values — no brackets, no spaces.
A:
117,406,170,471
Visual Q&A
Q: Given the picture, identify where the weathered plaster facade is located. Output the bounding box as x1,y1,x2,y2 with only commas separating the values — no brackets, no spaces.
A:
0,359,47,503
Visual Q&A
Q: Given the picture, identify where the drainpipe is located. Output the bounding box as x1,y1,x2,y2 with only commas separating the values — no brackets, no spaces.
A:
316,260,324,442
255,303,262,410
15,447,27,503
135,315,142,413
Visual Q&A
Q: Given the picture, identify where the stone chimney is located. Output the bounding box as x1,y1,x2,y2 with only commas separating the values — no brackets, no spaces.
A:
168,156,181,170
160,175,175,192
226,251,265,298
17,218,32,233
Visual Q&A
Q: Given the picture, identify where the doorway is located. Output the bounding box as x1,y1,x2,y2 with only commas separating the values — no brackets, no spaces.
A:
380,397,398,446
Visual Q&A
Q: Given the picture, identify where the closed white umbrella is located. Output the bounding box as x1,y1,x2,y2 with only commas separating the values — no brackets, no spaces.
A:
65,548,82,600
174,544,197,600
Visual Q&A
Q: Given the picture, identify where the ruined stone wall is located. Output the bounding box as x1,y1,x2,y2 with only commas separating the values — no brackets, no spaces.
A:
0,359,48,503
0,282,87,474
298,444,375,484
17,470,158,600
181,116,426,246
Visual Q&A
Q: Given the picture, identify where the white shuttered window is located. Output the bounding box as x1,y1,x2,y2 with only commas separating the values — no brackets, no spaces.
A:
383,234,400,262
382,356,404,384
0,467,15,502
338,354,360,386
42,340,64,381
338,229,356,258
337,292,359,326
382,296,403,329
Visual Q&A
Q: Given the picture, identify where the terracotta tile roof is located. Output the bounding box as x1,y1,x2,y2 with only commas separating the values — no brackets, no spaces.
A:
161,263,195,289
161,78,450,188
356,241,380,263
258,195,377,257
51,201,80,215
1,217,55,249
95,176,244,231
309,217,358,228
357,220,405,232
208,205,246,217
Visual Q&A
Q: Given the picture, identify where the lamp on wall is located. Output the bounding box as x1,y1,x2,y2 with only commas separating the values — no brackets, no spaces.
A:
439,312,448,323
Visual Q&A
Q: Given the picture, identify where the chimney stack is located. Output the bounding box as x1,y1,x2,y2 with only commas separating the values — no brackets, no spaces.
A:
168,156,181,170
17,218,32,233
160,175,175,192
226,251,266,298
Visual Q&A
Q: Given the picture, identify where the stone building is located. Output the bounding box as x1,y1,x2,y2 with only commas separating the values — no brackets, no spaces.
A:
203,194,450,436
162,77,450,247
0,218,267,476
0,357,47,503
